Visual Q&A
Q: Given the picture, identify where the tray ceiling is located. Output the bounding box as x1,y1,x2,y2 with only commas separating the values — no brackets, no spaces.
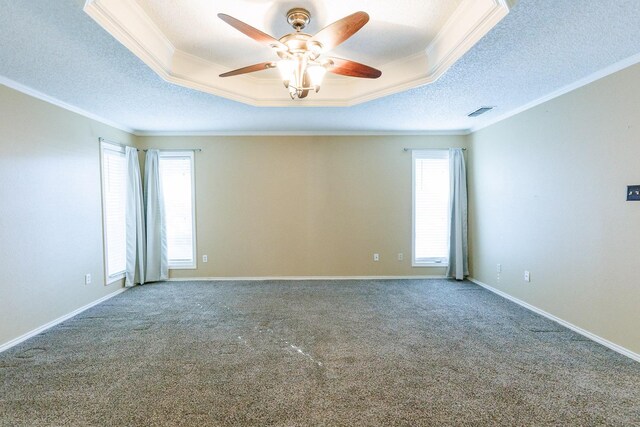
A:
2,1,640,134
84,0,512,106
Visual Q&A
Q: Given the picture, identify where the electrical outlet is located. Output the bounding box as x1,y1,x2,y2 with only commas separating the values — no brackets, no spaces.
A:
202,255,208,263
85,274,91,285
524,270,530,282
373,253,380,262
496,264,502,273
397,253,404,261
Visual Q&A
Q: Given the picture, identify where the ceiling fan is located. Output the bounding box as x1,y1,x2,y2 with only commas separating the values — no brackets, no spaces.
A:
217,8,382,99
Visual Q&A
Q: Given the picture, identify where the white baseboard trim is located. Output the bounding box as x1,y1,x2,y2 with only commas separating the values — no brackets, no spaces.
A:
167,275,448,282
0,287,128,354
468,278,640,363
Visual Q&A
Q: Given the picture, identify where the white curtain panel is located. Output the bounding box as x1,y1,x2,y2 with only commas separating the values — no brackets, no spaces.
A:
446,148,469,280
124,147,146,287
144,150,169,282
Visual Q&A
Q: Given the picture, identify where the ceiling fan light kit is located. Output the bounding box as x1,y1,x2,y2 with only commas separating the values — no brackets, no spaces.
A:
218,8,382,100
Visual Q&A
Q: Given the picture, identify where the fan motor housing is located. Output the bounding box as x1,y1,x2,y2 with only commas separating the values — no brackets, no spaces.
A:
277,33,321,60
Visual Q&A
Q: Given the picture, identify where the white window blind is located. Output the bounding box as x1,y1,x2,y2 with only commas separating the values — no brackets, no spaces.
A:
159,152,196,268
412,150,450,265
100,142,127,280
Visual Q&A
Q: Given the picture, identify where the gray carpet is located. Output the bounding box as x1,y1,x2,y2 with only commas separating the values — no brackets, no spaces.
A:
0,279,639,426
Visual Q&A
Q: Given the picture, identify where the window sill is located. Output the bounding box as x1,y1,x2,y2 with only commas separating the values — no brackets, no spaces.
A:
412,262,449,268
105,272,125,285
169,264,197,270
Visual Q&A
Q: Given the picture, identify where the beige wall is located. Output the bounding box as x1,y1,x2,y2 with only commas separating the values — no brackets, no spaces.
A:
135,135,468,278
5,61,639,358
468,63,640,354
0,85,133,347
0,83,467,348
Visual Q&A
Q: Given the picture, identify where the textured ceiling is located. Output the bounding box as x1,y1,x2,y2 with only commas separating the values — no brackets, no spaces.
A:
0,0,640,133
134,0,462,68
85,0,492,106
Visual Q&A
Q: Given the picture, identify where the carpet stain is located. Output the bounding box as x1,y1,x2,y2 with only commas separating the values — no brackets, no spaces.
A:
132,322,154,331
287,343,323,367
14,347,46,359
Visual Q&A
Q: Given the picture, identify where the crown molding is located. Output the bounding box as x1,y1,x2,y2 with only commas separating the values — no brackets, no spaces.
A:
8,46,640,138
133,129,471,137
5,49,638,138
0,75,134,134
469,52,640,133
0,75,469,136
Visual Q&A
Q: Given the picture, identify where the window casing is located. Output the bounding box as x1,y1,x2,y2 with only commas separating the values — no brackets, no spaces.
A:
159,151,197,269
412,150,450,266
100,142,127,283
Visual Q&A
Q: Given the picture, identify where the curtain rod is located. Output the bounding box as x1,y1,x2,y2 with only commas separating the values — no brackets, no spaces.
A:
142,148,202,152
98,137,132,148
98,137,145,152
403,147,466,151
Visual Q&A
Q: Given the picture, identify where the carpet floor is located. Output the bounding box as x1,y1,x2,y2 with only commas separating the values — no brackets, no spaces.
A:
0,279,638,426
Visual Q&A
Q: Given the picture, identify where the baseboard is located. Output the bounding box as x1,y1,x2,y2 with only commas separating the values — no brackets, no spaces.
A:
0,287,128,354
9,279,635,363
167,275,448,282
468,278,640,363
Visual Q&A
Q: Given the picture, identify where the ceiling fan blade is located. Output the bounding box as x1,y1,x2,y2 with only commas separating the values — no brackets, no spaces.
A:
219,62,275,77
325,57,382,79
218,14,287,51
310,12,369,52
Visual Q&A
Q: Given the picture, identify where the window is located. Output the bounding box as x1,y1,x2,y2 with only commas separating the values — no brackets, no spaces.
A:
159,151,196,269
412,150,450,266
100,142,127,282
